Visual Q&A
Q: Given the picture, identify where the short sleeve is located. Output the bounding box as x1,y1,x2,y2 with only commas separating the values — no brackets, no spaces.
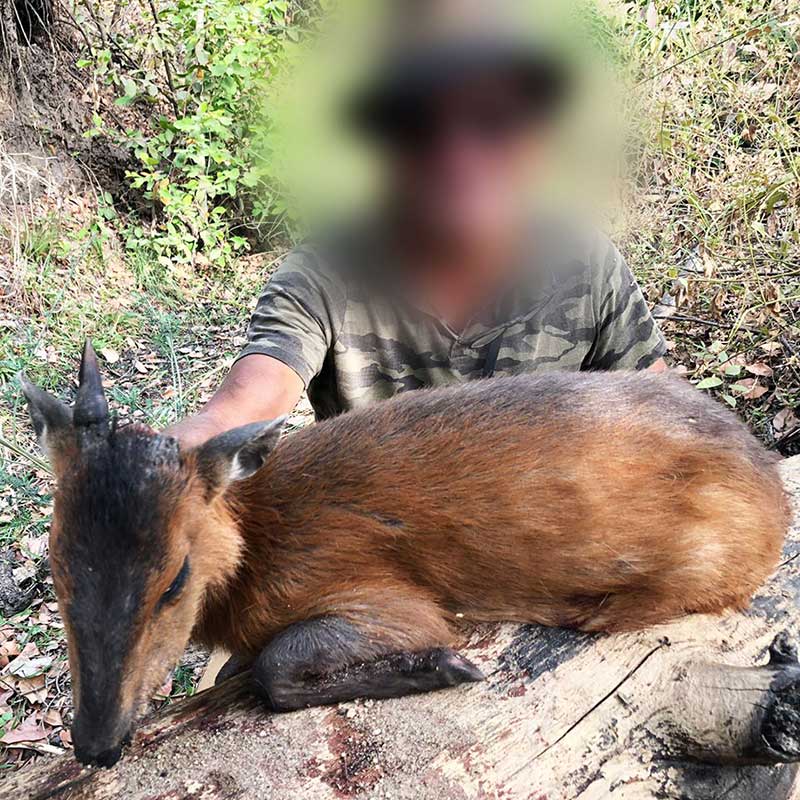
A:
584,237,667,371
235,245,347,387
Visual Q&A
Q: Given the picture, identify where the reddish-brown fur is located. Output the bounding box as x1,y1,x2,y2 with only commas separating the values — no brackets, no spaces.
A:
24,363,790,763
195,373,788,659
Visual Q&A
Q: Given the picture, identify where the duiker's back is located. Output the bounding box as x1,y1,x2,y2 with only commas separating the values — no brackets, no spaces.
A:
223,371,787,642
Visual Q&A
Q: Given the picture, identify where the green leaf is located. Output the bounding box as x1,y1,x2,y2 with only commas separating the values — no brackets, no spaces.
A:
195,42,210,65
696,376,723,390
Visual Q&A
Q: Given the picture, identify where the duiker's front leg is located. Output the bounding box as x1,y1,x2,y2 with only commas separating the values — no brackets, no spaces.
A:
252,611,483,711
214,653,251,685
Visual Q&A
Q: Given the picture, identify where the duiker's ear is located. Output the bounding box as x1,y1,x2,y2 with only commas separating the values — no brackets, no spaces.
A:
19,373,74,468
193,417,287,493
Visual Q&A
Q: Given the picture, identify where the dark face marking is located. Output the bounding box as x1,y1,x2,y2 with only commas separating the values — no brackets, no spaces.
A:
52,425,184,765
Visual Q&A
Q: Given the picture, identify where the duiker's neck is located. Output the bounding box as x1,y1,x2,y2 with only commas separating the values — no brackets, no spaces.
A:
192,477,285,653
191,491,247,640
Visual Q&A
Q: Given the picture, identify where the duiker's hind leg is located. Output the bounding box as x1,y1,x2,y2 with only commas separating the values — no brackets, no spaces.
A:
252,596,482,711
575,589,706,633
573,578,757,632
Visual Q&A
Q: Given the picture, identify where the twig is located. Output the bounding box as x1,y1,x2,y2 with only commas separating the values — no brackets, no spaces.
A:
105,33,143,72
653,313,762,334
779,335,800,383
54,8,94,56
0,435,52,475
635,14,788,87
145,0,179,117
110,0,124,29
79,0,107,48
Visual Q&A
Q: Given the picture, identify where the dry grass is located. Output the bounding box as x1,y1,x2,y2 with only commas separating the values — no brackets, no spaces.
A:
0,0,798,773
610,0,799,448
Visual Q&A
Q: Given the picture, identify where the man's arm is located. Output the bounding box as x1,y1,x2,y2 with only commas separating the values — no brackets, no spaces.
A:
165,355,304,449
167,244,345,449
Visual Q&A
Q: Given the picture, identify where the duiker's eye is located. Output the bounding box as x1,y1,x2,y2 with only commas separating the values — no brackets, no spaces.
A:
159,557,189,608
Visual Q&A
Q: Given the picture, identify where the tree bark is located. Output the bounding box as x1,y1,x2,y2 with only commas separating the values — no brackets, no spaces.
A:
5,456,800,800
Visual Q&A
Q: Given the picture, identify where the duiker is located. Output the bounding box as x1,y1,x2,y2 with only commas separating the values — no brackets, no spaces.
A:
22,343,788,767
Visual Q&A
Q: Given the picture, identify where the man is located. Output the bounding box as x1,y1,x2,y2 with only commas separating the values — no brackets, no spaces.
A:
169,3,667,450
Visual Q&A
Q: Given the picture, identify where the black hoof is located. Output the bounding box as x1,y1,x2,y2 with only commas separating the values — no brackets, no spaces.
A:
433,649,485,684
74,743,123,768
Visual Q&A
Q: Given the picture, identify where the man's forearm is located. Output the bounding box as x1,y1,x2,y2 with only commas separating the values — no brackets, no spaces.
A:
166,354,305,449
648,357,669,374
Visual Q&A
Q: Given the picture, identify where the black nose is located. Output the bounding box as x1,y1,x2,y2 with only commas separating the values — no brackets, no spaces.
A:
73,741,123,768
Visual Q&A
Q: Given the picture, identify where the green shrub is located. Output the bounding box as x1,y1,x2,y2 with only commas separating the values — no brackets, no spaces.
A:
83,0,318,267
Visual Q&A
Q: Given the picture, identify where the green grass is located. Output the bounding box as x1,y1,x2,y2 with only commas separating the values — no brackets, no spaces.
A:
0,0,797,771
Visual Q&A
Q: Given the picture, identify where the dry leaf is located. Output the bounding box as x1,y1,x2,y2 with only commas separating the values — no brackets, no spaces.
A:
710,289,727,319
100,348,120,364
24,533,48,558
763,282,781,312
16,674,48,704
774,408,799,434
746,362,773,378
43,708,63,727
702,250,717,278
0,714,47,745
733,379,769,400
12,642,40,661
744,384,769,400
1,640,21,659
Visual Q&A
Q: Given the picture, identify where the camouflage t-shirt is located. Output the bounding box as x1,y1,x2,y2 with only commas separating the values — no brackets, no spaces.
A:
237,223,666,420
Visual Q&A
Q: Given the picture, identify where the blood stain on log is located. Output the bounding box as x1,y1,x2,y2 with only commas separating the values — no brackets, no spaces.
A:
323,710,383,797
506,683,527,698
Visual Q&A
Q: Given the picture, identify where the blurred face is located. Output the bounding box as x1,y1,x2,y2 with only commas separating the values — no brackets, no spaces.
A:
382,75,551,248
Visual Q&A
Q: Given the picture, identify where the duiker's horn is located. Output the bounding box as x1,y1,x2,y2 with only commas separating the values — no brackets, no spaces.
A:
73,340,109,434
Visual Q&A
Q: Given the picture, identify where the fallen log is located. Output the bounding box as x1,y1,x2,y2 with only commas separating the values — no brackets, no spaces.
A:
6,455,800,800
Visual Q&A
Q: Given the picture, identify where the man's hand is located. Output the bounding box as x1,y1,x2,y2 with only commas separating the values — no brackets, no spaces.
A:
165,355,304,449
648,358,669,374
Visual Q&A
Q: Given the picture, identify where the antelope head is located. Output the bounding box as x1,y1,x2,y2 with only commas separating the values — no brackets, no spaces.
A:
21,342,285,766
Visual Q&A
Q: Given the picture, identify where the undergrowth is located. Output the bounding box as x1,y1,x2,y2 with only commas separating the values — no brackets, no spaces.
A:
0,0,797,771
